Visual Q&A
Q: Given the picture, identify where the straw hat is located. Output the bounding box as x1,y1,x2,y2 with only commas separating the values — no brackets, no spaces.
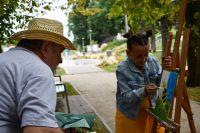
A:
11,18,76,50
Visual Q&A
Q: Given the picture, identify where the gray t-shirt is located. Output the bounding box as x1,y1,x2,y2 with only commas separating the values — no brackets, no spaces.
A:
0,47,58,133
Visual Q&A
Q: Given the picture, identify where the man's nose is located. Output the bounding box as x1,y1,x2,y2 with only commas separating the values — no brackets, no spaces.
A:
143,57,147,62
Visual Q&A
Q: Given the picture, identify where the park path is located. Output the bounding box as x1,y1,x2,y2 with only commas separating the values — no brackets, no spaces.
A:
60,59,200,133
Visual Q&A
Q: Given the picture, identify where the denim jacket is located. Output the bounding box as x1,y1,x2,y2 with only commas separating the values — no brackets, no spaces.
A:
116,57,161,119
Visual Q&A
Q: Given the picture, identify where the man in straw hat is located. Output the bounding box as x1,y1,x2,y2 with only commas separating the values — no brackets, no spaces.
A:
0,18,76,133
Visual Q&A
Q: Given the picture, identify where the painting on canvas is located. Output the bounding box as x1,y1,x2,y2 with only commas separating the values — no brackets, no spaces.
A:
154,70,178,121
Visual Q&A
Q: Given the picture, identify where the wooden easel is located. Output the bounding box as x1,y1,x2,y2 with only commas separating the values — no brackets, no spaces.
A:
147,0,196,132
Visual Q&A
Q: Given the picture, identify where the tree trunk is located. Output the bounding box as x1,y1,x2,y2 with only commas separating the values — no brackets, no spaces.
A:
0,41,2,53
186,1,200,87
187,30,200,86
150,25,156,52
160,15,169,57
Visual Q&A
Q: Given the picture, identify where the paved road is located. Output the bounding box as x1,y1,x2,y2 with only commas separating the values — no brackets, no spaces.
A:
61,59,200,133
60,59,103,74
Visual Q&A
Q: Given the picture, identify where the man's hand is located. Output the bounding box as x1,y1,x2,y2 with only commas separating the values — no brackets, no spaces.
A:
163,56,172,69
145,83,157,95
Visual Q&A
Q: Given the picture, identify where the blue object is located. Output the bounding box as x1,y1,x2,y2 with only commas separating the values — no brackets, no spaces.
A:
55,112,95,130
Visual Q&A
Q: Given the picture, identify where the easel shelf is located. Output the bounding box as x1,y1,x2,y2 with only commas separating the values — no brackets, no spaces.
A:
146,108,179,132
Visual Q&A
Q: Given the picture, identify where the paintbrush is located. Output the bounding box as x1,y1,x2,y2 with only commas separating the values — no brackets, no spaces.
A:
131,84,162,107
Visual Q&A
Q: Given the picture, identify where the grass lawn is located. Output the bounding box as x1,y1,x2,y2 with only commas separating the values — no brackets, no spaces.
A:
65,82,79,96
58,82,109,133
102,40,125,51
187,87,200,102
55,67,79,96
77,115,110,133
99,63,118,72
56,82,79,98
91,116,110,133
56,67,66,76
67,87,110,133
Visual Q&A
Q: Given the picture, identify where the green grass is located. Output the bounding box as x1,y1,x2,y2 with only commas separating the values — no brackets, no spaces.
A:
99,63,118,72
55,67,78,96
57,82,79,98
56,67,66,76
91,115,110,133
62,84,110,133
65,82,79,96
77,115,110,133
102,40,125,51
187,87,200,102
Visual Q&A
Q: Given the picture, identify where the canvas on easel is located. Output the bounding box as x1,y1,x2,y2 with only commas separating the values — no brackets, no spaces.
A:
153,70,178,121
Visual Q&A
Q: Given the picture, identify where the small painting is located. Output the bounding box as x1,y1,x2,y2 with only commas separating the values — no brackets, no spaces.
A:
153,70,178,121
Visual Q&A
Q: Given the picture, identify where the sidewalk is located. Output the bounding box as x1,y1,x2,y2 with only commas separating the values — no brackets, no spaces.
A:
61,59,200,133
62,72,116,133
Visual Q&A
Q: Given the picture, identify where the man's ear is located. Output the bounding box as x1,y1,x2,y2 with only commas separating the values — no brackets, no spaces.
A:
40,41,51,58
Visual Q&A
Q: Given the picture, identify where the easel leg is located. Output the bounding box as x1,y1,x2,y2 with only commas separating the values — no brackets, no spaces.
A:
151,120,158,133
182,83,196,133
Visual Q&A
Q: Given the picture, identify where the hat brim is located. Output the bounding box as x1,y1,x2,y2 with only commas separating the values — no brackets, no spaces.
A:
11,30,76,50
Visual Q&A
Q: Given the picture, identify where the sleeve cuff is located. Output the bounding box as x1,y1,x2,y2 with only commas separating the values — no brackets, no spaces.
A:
133,87,146,99
21,120,58,128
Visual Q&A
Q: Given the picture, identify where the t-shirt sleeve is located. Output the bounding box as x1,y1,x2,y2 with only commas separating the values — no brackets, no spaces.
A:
17,75,58,128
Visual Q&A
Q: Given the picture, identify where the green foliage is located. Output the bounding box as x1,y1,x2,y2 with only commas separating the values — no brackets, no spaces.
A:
0,0,57,52
68,0,124,49
0,0,21,44
108,0,180,32
68,0,101,16
68,11,89,48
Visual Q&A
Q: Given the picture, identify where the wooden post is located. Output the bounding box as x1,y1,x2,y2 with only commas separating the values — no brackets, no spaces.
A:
164,32,173,58
171,0,188,70
173,28,190,132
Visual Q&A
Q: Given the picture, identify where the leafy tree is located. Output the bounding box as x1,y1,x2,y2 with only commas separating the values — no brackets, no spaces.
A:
67,0,101,16
68,0,124,50
186,1,200,87
68,0,92,50
87,0,124,44
68,10,89,50
108,0,180,55
0,0,54,53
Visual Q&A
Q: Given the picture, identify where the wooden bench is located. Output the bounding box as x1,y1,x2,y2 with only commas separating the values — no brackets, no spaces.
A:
54,75,70,113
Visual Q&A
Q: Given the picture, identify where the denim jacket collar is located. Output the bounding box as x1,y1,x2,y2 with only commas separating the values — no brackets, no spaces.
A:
126,57,149,73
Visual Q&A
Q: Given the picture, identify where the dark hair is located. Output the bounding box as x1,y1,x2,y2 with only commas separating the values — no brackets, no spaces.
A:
123,30,152,50
17,39,45,52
